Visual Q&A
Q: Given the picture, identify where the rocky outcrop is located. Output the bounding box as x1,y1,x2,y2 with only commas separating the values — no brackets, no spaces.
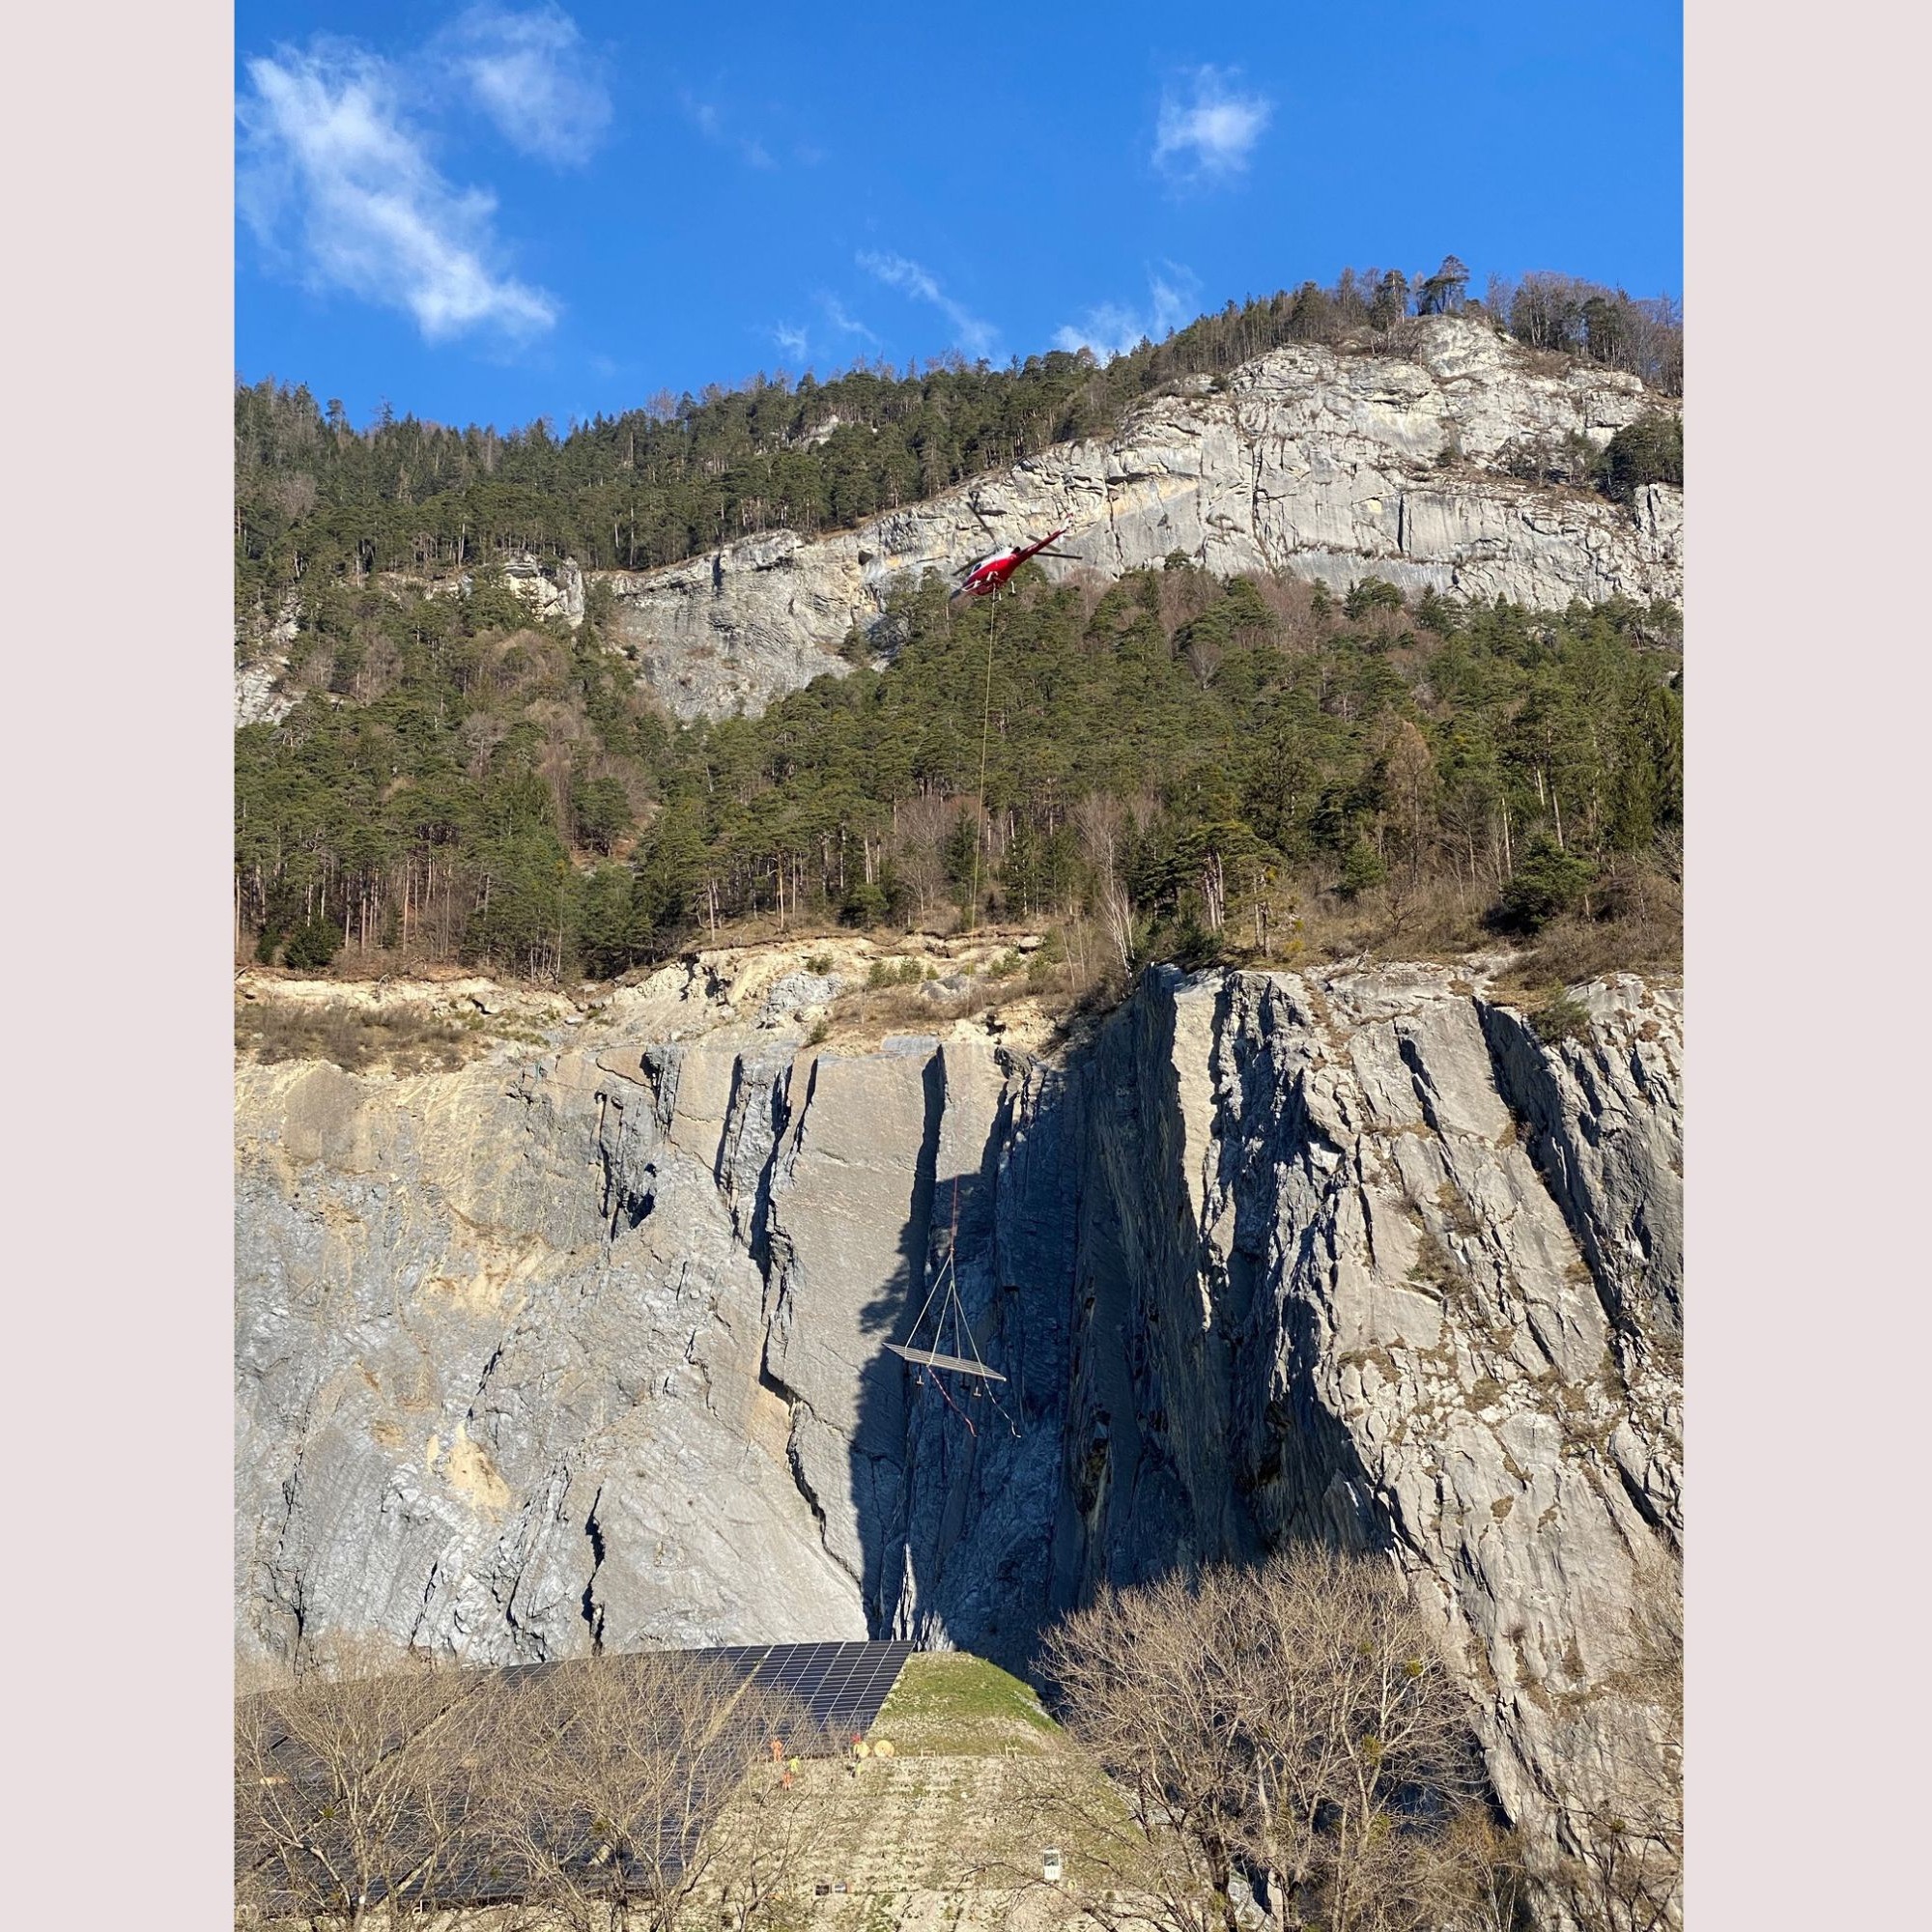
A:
236,948,1681,1902
235,592,302,726
235,558,587,725
235,658,296,728
602,318,1682,718
399,552,587,629
493,554,585,628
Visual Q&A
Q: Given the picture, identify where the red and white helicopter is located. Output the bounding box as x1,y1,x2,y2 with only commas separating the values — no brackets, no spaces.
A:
949,525,1075,603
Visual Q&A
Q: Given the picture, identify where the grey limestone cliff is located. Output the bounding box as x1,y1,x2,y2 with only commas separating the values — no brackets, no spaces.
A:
236,950,1681,1898
601,317,1682,718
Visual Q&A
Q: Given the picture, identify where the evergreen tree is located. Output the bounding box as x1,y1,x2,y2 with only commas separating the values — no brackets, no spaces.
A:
1494,836,1596,934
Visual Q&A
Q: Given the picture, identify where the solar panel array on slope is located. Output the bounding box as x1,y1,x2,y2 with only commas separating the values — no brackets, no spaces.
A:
718,1639,915,1745
239,1640,916,1913
478,1639,913,1749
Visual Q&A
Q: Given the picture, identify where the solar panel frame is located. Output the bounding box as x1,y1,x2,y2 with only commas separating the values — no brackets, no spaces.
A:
884,1342,1008,1380
730,1638,914,1739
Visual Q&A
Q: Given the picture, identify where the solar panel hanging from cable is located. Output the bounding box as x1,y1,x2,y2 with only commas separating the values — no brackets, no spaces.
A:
885,1180,1020,1437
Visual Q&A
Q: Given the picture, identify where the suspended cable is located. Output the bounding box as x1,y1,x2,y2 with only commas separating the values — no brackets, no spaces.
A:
888,1177,1024,1437
967,591,997,936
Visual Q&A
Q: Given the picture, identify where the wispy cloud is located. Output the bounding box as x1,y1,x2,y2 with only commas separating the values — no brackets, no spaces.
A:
439,4,611,167
238,43,558,343
1152,66,1272,182
858,252,998,360
771,321,810,362
818,294,880,348
681,92,778,170
1055,266,1198,361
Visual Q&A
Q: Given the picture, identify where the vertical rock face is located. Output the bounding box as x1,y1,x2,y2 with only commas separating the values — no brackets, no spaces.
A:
599,318,1682,719
236,954,1681,1897
235,1007,867,1663
1033,968,1681,1887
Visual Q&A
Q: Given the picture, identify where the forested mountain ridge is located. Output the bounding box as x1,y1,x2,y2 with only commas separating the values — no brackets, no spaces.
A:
240,308,1682,730
236,553,1680,1001
235,270,1681,998
235,262,1680,613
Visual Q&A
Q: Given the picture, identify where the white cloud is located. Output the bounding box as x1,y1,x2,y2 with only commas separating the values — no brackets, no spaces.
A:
818,294,880,347
1152,66,1272,181
681,92,778,170
1054,267,1198,361
1053,303,1147,361
238,43,558,343
858,252,998,360
440,5,611,167
771,322,810,362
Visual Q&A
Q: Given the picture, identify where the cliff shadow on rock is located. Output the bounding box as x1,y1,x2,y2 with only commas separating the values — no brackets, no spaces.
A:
1047,969,1398,1607
760,1039,944,1628
1005,962,1681,1928
883,1040,1077,1670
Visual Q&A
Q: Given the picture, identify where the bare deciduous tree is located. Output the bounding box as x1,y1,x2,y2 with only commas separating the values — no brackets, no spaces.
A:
237,1639,825,1932
1072,793,1139,978
895,792,954,925
708,1752,839,1932
1044,1566,1258,1930
235,1633,522,1931
489,1649,816,1932
1184,633,1224,692
1040,1550,1504,1932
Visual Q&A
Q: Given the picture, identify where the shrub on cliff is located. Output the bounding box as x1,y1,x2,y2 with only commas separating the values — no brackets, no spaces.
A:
1598,412,1684,502
1530,990,1593,1044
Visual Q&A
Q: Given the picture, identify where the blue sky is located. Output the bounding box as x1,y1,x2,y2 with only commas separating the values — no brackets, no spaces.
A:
236,2,1682,431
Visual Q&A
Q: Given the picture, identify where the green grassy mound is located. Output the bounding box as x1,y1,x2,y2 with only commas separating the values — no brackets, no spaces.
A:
871,1653,1059,1758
